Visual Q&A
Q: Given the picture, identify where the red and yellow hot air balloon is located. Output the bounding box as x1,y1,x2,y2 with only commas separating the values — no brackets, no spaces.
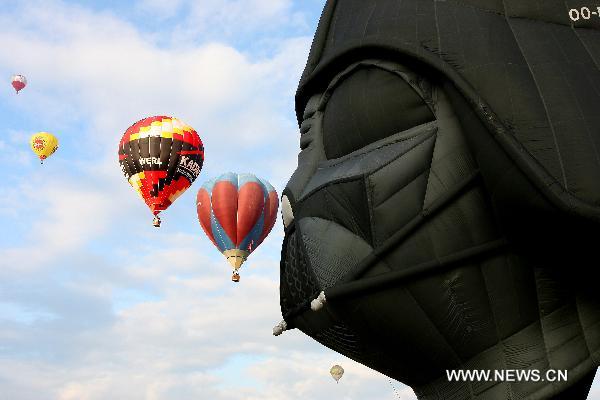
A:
11,74,27,93
196,172,279,282
118,116,204,227
30,132,58,164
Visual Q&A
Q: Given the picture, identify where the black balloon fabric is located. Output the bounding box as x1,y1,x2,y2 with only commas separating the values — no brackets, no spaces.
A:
279,1,600,399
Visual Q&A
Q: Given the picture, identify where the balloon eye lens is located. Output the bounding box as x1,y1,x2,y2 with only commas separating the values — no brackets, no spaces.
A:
322,67,434,159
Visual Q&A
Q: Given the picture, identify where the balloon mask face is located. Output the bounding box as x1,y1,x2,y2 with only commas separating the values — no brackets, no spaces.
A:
281,60,474,380
280,60,520,386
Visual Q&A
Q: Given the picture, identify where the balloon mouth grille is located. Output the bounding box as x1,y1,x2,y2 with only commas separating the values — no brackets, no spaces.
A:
280,229,368,365
280,229,321,315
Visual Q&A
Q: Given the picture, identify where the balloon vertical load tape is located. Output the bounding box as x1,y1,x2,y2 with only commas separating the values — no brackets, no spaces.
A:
310,291,327,311
273,320,288,336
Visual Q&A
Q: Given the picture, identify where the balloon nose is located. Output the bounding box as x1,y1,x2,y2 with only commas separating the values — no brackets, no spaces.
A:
281,195,294,228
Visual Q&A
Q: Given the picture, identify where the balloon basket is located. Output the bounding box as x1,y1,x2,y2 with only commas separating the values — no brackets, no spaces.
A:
231,272,240,282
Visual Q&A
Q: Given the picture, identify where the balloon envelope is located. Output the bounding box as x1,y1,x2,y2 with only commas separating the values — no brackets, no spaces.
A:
118,116,204,218
11,74,27,93
330,365,344,382
196,172,278,273
30,132,58,163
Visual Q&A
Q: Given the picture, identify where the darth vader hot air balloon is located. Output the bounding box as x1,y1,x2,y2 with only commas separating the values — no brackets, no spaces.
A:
275,1,600,399
197,172,278,282
118,116,204,227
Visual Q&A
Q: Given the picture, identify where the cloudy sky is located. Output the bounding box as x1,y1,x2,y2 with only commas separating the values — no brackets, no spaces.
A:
0,1,597,400
0,0,417,399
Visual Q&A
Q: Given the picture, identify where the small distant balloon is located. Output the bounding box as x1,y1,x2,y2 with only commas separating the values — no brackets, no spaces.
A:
11,74,27,93
330,365,344,383
196,172,279,282
30,132,58,164
118,116,204,227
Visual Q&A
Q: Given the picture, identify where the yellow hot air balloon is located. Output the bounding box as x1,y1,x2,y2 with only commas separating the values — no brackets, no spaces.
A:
330,365,344,383
30,132,58,164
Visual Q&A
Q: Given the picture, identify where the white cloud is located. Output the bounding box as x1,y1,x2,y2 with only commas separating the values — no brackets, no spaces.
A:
136,0,185,18
0,172,135,276
0,233,417,399
168,0,302,44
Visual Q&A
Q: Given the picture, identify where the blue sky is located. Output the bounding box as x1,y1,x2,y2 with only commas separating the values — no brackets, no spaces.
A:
0,1,597,399
0,0,417,399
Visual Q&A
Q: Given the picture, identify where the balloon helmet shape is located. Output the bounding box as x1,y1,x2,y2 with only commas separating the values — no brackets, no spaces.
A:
197,172,278,282
118,116,204,226
30,132,58,164
11,74,27,93
277,1,600,399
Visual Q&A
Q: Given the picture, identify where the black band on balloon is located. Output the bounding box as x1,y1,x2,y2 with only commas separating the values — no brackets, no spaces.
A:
344,168,483,283
282,237,507,323
326,238,508,300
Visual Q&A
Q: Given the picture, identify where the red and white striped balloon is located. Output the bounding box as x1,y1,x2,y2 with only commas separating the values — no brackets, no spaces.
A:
11,74,27,93
196,172,279,282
